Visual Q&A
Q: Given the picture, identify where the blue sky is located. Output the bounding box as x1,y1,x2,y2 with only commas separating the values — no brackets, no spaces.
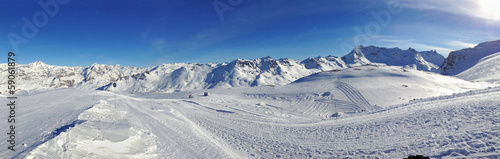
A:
2,0,500,68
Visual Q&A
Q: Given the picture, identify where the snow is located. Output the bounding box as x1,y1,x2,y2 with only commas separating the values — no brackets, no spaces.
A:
289,65,493,107
1,64,499,158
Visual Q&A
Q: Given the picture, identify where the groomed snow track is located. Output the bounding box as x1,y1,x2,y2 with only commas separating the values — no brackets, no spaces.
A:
335,81,374,112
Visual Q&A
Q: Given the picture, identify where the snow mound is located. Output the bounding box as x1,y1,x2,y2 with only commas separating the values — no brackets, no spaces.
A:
26,99,158,159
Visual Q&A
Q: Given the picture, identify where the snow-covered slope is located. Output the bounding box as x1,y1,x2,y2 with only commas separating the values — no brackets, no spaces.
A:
272,64,493,108
456,52,500,83
440,39,500,75
342,45,444,71
3,70,498,158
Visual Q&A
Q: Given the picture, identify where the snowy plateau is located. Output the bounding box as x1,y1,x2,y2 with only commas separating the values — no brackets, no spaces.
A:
1,40,500,159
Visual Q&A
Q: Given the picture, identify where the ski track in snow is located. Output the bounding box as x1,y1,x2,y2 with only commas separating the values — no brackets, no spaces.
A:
334,81,374,112
123,98,241,158
175,88,500,158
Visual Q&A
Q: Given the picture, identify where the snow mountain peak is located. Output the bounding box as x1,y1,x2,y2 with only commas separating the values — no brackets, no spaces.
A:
29,60,47,67
342,45,444,71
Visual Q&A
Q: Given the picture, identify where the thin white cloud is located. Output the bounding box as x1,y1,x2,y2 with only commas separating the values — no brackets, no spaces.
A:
372,36,455,54
141,27,151,38
411,43,454,53
154,39,167,50
140,24,165,39
230,0,380,26
189,0,353,48
446,40,477,48
379,38,414,43
381,23,500,52
399,0,499,21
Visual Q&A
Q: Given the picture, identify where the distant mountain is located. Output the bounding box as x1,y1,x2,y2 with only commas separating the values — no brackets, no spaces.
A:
342,45,445,71
105,56,350,92
0,61,84,91
440,39,500,76
0,56,349,93
12,42,500,93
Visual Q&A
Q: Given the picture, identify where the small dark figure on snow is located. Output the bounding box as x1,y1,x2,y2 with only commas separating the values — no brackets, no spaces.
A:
404,155,429,159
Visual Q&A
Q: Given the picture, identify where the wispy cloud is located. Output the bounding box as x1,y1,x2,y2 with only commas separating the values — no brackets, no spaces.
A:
446,40,477,48
161,0,385,60
153,39,167,50
187,0,351,48
379,38,414,43
399,0,499,21
141,27,152,39
381,23,499,50
371,36,455,54
411,43,454,53
231,0,375,24
140,25,166,39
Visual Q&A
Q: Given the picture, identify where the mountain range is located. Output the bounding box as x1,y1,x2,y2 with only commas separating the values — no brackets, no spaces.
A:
2,39,499,93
